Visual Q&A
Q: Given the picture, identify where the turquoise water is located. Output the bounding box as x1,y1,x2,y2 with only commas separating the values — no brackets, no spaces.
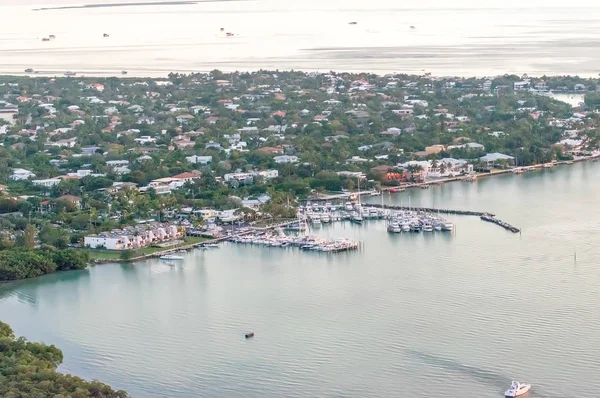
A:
2,162,600,397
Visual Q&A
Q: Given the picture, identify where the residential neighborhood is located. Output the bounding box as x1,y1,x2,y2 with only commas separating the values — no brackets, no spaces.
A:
0,71,599,254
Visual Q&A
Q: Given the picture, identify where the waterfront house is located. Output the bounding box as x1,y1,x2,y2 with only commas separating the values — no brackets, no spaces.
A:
480,153,515,167
84,222,185,250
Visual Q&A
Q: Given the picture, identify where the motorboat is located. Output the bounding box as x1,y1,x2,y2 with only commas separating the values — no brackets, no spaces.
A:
345,201,354,211
505,381,531,397
401,222,411,232
433,222,442,231
350,212,363,224
24,68,34,73
387,221,401,233
64,71,76,77
320,213,331,223
160,254,184,261
442,222,454,231
422,224,434,232
202,243,220,248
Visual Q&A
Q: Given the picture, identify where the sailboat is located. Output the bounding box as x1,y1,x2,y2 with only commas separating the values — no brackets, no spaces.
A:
351,176,363,224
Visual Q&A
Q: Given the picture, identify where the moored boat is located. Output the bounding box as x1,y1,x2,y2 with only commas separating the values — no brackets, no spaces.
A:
160,254,184,261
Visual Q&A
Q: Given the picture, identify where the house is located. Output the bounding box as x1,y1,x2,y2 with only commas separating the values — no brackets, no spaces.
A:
10,168,36,180
255,170,279,180
84,222,184,250
370,165,407,182
176,114,194,124
428,158,473,178
447,142,485,151
57,195,82,209
46,137,77,148
186,155,213,165
480,152,515,167
380,127,402,136
81,146,101,155
106,160,130,167
425,145,445,155
273,155,299,164
87,83,105,92
171,170,202,183
205,141,224,150
32,178,61,187
134,136,156,145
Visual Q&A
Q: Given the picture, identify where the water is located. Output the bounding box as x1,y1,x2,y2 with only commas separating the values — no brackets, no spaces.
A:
3,0,600,76
2,161,600,397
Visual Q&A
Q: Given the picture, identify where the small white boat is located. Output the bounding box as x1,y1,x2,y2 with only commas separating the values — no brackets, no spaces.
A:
202,243,220,248
160,254,184,261
505,381,531,397
345,201,354,211
442,222,454,231
370,191,381,197
321,213,331,223
422,224,434,232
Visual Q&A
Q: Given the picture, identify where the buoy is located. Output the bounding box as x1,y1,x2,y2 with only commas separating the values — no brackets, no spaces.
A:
245,332,255,339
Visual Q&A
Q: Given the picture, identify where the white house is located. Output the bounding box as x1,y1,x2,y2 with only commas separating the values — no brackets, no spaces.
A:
134,136,156,145
480,153,515,166
186,155,213,165
176,114,194,124
255,170,279,180
32,178,61,187
10,168,36,180
273,155,299,164
84,235,123,250
106,160,130,167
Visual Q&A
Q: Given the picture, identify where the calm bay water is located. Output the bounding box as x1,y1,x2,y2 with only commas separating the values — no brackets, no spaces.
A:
2,161,600,397
2,0,600,76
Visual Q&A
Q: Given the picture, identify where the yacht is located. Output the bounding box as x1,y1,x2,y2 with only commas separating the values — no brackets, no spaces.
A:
410,223,421,232
505,381,531,397
442,222,454,231
345,201,354,211
422,223,434,232
320,213,331,223
387,221,401,233
433,222,442,231
160,254,184,261
24,68,34,73
401,222,411,232
350,212,363,224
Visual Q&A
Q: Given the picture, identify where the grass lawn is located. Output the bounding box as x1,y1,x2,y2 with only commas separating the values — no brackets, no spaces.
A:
81,236,208,261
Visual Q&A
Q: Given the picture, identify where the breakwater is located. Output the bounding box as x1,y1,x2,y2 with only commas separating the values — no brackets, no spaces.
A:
480,214,521,233
367,204,493,217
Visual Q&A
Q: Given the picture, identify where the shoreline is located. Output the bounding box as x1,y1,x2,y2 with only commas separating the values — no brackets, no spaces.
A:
309,154,600,202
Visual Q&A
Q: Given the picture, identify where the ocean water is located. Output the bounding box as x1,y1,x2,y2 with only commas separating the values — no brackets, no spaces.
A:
2,161,600,397
2,0,600,76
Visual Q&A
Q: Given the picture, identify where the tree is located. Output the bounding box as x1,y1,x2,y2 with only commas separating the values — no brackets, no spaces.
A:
16,224,36,248
0,321,128,397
